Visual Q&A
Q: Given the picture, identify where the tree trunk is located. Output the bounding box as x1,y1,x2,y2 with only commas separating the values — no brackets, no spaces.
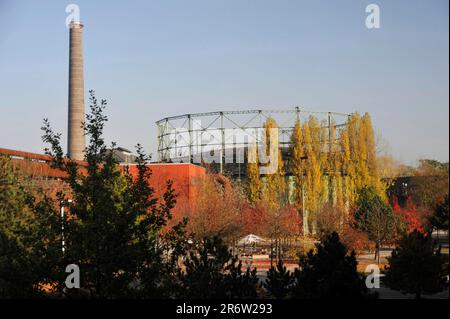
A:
374,242,379,261
270,241,273,267
377,243,381,265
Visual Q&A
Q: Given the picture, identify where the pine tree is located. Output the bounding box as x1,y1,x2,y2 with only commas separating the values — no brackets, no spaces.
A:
264,259,294,299
291,232,373,299
178,236,260,298
384,230,446,299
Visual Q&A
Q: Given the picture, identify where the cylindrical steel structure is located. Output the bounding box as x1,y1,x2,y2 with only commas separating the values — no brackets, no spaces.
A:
67,21,85,161
156,109,349,164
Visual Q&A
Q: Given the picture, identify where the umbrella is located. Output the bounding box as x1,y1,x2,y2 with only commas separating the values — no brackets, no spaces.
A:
237,234,268,246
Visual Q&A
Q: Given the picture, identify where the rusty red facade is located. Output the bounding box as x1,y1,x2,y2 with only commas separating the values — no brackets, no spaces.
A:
125,163,205,219
0,148,205,218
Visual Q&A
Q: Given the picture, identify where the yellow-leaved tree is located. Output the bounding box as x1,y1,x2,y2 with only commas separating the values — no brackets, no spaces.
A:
289,117,304,211
246,141,261,205
339,112,384,205
262,117,285,211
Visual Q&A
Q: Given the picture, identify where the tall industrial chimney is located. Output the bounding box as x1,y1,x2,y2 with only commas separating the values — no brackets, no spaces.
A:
67,21,85,161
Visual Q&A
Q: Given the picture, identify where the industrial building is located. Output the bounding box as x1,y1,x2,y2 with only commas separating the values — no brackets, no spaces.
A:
155,109,349,177
0,147,205,221
0,20,206,221
0,18,350,217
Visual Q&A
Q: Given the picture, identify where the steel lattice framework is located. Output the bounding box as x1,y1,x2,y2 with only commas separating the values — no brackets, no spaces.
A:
156,107,349,173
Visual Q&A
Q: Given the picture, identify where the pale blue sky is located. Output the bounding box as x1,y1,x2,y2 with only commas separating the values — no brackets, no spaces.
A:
0,0,448,164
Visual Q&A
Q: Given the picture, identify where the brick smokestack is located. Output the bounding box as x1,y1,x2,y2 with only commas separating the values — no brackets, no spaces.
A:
67,21,85,160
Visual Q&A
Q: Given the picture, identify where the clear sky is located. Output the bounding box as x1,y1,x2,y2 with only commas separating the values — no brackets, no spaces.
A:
0,0,448,164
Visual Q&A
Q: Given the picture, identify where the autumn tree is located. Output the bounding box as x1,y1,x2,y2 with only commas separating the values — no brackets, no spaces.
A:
413,160,449,212
289,117,304,211
344,113,360,202
328,120,345,209
246,142,261,205
377,154,401,179
278,204,303,238
417,159,449,176
316,202,346,238
391,196,426,234
338,113,384,204
319,120,330,203
302,118,321,234
188,174,244,242
340,126,355,207
361,113,383,194
241,202,269,236
261,117,286,211
257,118,289,258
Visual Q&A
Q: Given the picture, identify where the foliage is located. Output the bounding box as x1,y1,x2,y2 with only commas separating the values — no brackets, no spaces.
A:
377,154,402,179
246,142,261,205
187,174,244,241
261,117,286,211
391,195,426,234
3,91,265,299
354,186,398,261
177,236,259,299
245,117,296,246
241,202,269,236
291,232,373,299
341,220,374,254
316,202,346,238
289,117,304,210
429,194,449,231
409,160,449,212
0,156,61,298
286,112,384,235
41,91,187,298
384,230,446,299
417,159,449,176
264,259,293,299
302,117,324,233
342,113,384,200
